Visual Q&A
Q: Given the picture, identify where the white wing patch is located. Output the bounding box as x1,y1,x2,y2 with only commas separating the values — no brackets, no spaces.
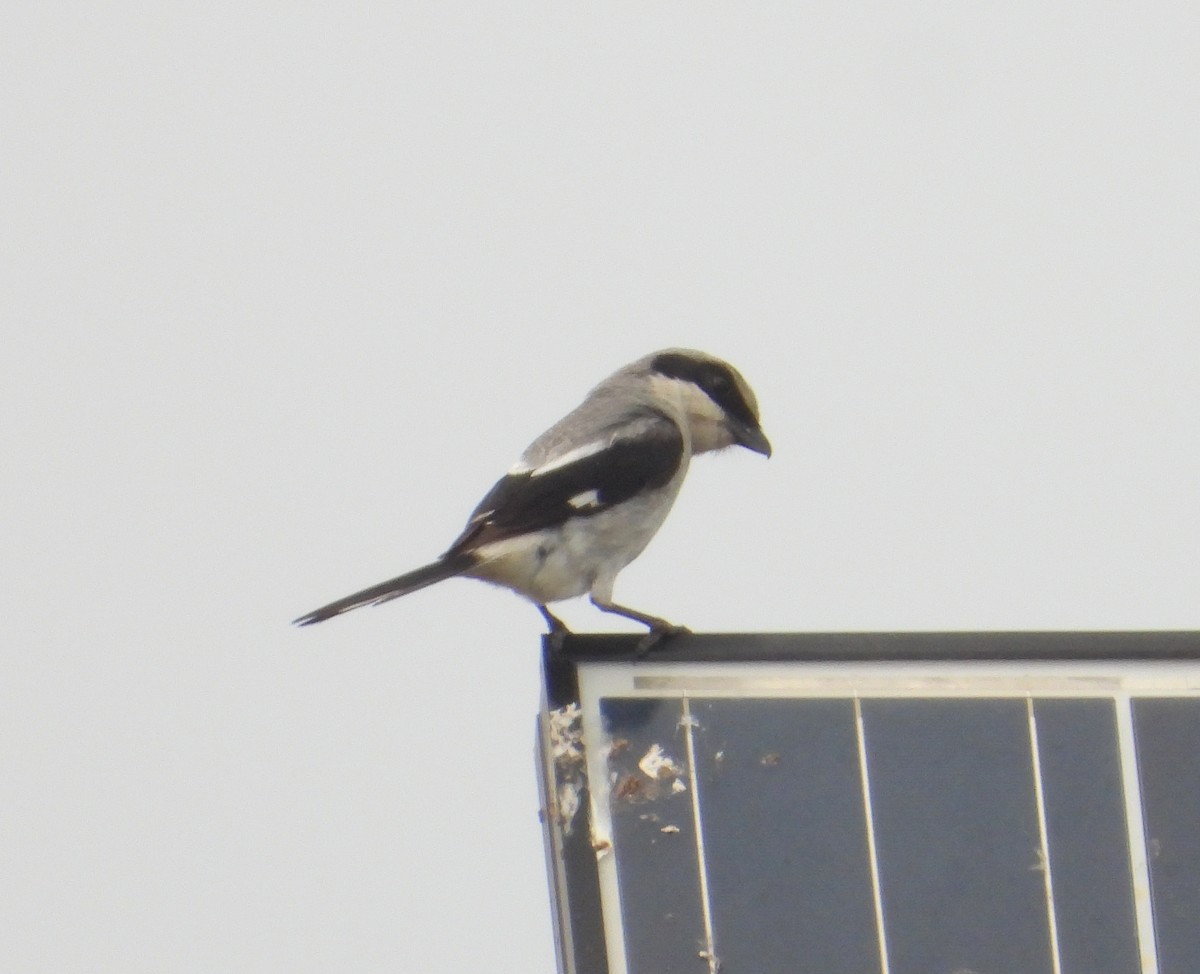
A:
567,489,601,510
525,439,610,478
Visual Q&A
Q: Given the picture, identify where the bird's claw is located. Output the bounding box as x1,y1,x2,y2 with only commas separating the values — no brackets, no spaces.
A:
635,624,691,657
546,626,569,654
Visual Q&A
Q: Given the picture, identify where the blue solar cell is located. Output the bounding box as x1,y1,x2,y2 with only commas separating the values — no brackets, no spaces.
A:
1034,699,1141,974
1133,698,1200,974
600,697,706,974
693,698,881,974
862,699,1056,974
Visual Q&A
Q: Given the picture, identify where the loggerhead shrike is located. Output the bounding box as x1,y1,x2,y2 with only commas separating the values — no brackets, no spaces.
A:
294,348,770,649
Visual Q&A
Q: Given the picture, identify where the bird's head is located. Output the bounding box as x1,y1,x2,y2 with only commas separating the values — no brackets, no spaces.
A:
643,348,771,457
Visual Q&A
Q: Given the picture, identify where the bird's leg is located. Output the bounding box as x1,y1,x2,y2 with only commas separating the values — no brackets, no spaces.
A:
537,603,572,652
588,594,690,656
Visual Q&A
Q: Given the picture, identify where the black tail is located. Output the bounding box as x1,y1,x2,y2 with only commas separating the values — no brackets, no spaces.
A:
292,552,475,626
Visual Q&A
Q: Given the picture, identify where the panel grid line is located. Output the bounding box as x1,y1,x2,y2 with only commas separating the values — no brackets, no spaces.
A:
853,696,891,974
1115,697,1161,974
1026,697,1064,974
681,695,719,974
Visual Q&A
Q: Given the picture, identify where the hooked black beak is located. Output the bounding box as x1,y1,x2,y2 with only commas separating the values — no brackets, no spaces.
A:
731,420,772,458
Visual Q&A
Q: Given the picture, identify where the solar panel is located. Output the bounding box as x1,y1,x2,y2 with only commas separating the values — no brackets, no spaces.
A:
536,632,1200,974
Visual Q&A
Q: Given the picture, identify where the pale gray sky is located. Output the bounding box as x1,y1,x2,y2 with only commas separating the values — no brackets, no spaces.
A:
2,4,1198,972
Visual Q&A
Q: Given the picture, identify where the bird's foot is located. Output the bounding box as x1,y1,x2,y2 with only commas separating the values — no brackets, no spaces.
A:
635,623,691,657
538,604,572,653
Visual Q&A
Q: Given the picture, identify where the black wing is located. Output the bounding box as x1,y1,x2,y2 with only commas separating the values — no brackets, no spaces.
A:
446,410,684,555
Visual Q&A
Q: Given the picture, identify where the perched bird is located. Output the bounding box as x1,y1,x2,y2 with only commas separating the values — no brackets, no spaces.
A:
294,348,770,650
